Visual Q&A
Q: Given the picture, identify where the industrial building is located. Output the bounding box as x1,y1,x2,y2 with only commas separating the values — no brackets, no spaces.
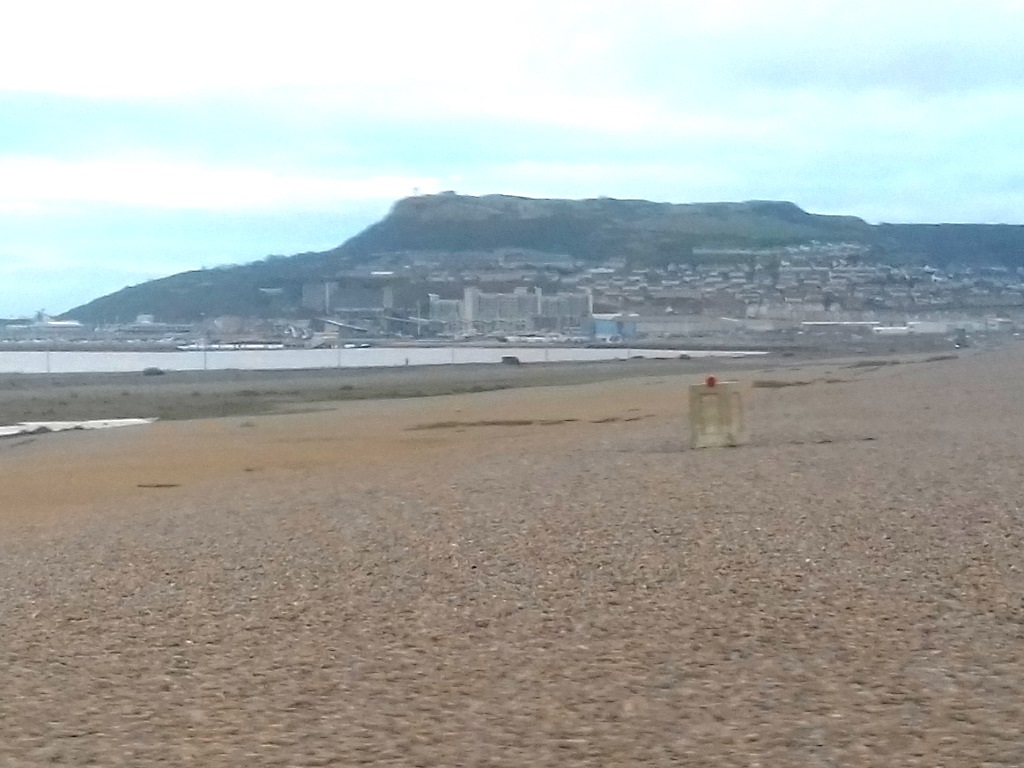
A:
590,313,639,342
429,286,592,335
302,273,430,338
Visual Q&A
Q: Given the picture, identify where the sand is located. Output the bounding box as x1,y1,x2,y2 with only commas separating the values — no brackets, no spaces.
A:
1,350,1022,765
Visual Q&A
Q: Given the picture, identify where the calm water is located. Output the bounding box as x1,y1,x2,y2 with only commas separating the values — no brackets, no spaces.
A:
0,347,766,375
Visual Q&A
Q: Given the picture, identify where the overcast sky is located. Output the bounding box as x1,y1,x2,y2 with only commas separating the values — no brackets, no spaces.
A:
3,0,1024,316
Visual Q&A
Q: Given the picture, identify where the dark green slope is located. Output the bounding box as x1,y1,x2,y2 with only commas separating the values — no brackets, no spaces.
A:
332,196,874,260
875,223,1024,267
66,250,339,324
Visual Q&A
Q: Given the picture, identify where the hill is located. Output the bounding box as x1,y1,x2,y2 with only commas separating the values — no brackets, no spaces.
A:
63,194,1024,323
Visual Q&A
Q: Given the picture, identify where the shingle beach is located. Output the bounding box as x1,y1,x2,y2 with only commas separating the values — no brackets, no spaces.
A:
1,350,1022,766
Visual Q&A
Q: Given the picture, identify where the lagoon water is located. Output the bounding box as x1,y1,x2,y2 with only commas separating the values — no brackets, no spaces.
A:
0,346,766,375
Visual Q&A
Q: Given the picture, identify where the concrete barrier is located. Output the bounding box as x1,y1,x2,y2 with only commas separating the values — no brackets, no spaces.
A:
689,377,747,448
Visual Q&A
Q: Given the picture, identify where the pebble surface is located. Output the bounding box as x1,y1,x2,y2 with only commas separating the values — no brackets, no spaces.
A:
1,351,1022,766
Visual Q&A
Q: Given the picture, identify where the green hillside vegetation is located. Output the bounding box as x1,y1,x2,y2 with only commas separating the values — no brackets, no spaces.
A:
67,251,336,324
336,197,873,262
875,223,1024,266
63,194,1024,324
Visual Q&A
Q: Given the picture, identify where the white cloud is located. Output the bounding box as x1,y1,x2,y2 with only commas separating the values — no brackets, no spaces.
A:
0,155,440,211
0,4,1004,99
0,1,544,97
5,0,1024,134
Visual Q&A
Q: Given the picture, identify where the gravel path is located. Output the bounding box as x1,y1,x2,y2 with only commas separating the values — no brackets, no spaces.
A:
1,351,1022,765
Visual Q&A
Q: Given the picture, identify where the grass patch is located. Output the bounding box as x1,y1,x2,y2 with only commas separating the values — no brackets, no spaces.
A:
845,360,902,369
409,418,578,431
751,379,816,388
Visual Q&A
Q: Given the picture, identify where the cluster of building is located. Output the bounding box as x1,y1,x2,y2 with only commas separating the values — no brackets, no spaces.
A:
428,287,592,335
565,244,1024,322
292,243,1024,342
7,243,1024,347
300,272,597,340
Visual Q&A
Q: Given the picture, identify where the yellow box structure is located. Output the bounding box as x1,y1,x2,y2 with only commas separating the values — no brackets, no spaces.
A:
688,378,748,448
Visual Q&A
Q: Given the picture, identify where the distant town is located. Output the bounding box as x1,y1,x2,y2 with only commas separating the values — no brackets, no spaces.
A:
4,243,1024,350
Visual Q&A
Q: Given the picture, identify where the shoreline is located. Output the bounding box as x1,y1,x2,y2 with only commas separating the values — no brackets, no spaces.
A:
0,344,969,425
0,356,778,425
